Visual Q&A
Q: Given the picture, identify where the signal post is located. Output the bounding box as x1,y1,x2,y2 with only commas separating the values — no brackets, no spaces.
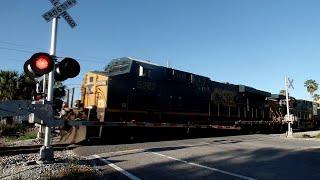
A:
39,16,58,162
285,76,294,138
22,0,79,162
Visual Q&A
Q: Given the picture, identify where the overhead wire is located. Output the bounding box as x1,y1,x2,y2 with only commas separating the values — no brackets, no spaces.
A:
0,40,107,62
0,45,108,64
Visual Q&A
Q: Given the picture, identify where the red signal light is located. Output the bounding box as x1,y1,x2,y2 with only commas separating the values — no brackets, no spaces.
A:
35,55,50,70
24,52,54,77
24,53,80,81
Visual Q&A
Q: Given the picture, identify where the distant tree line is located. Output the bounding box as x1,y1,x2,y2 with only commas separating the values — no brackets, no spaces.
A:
0,70,36,100
0,70,66,124
0,70,66,101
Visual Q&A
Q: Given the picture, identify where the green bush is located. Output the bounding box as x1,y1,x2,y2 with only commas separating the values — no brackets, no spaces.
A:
0,123,26,136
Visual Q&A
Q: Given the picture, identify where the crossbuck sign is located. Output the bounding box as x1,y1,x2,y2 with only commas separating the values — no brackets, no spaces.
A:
42,0,77,28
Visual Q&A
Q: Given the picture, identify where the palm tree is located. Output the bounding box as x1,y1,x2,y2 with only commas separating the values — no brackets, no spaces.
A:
15,73,36,100
0,71,37,101
279,89,286,96
304,79,318,99
54,81,66,99
0,70,19,101
313,94,320,102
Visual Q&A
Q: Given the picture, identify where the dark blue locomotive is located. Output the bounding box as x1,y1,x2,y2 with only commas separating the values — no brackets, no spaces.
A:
66,57,318,143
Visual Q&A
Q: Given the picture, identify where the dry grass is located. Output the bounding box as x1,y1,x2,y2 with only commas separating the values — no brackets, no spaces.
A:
45,165,99,180
41,157,100,180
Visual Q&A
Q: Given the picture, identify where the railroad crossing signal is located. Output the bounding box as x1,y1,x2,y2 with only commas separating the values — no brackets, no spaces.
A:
23,0,79,162
287,78,294,89
285,76,294,138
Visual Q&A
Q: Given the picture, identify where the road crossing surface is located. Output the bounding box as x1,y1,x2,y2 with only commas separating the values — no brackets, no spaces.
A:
74,134,320,179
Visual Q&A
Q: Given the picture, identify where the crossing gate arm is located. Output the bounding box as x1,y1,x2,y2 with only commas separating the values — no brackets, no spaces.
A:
0,100,240,130
0,100,32,117
0,100,62,126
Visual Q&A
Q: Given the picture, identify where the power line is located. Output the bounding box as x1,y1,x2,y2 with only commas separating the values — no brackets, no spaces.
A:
0,46,34,54
0,39,107,62
0,46,108,64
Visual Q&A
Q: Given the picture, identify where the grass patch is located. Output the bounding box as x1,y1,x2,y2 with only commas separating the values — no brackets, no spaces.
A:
2,127,37,142
45,165,99,180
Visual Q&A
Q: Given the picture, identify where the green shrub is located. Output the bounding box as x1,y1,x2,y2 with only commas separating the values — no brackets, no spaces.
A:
0,123,26,136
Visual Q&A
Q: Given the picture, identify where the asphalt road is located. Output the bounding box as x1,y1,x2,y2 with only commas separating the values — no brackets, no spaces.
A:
74,134,320,179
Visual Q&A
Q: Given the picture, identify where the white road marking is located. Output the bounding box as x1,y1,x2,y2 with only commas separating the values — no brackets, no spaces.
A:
182,142,211,147
102,148,145,156
92,154,141,180
150,151,257,180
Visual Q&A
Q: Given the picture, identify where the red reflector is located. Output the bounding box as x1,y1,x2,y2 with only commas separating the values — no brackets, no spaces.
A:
35,56,50,70
34,95,42,101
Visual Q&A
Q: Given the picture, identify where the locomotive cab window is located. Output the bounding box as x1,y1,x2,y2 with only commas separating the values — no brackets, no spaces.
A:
139,65,152,78
166,68,174,79
187,73,193,83
89,77,94,82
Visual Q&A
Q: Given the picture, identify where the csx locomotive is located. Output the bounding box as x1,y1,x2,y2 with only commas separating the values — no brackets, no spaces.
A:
62,57,319,142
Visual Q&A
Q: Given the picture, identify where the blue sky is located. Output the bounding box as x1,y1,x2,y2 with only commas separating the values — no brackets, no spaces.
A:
0,0,320,100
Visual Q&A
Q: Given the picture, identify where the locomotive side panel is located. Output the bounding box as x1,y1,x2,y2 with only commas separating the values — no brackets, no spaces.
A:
210,82,271,125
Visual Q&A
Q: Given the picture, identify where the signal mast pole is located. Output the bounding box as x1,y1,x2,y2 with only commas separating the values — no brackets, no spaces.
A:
285,76,293,138
46,17,58,146
39,17,58,162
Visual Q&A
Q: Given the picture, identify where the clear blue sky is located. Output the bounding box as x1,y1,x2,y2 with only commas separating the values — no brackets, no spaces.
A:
0,0,320,100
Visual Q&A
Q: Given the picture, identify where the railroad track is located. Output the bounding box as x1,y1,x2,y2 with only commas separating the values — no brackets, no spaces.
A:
0,144,74,156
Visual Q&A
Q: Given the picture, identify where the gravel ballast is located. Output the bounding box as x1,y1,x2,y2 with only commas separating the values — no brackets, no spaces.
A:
0,150,102,179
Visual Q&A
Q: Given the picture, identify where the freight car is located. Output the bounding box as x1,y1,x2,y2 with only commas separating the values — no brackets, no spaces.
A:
61,57,319,143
